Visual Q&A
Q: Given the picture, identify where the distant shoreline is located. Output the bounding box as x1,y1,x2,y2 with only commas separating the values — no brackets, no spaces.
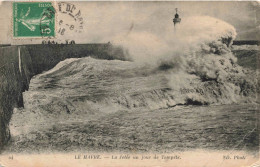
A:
232,40,259,45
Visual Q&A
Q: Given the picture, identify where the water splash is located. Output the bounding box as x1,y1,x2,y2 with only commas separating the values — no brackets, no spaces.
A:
21,16,256,114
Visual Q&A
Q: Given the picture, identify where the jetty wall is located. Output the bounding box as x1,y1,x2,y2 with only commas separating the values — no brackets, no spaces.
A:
0,44,125,149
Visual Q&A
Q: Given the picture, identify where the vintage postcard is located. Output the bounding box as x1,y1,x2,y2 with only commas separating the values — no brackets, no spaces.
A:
0,1,259,167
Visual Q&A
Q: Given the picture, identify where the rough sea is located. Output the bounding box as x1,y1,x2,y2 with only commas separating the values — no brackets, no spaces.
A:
5,16,259,154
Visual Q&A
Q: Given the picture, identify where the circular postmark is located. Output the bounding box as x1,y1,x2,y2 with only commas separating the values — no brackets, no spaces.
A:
57,2,84,36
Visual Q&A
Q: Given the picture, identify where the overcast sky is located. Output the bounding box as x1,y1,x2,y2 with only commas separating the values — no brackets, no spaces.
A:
0,1,259,44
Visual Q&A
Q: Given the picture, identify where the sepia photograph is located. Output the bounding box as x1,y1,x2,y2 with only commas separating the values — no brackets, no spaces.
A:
0,1,259,166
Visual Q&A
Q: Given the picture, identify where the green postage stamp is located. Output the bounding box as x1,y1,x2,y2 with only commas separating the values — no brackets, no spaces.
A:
13,2,55,37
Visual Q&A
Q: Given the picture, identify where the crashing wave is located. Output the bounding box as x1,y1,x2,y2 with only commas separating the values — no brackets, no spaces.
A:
22,16,257,114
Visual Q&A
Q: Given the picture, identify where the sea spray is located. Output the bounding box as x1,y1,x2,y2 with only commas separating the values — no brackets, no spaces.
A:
110,16,256,105
111,16,236,65
21,16,257,114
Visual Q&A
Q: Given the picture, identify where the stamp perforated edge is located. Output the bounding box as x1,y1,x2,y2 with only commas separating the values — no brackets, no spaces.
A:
11,1,58,40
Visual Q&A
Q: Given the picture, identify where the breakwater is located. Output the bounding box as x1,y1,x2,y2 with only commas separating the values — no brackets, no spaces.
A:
0,44,125,149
